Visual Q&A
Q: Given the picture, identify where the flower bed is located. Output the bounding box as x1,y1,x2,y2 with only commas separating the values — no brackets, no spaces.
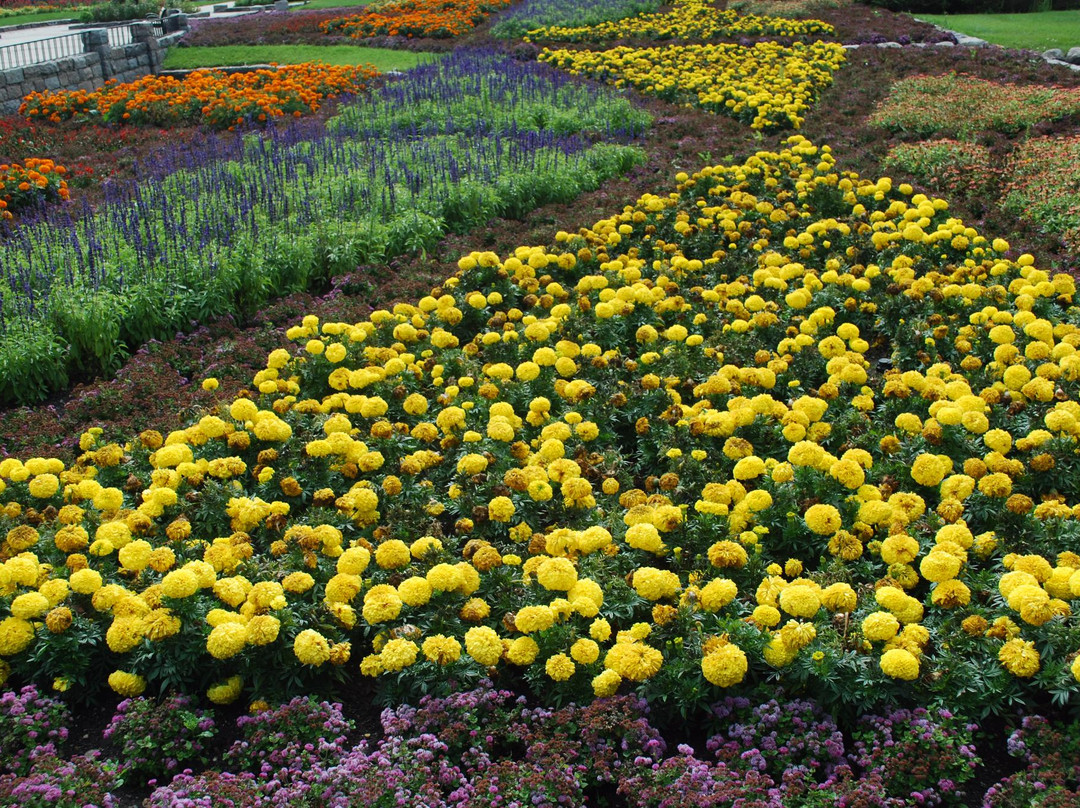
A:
319,0,513,40
870,73,1080,139
539,40,846,129
0,52,647,405
489,0,662,41
0,158,69,219
523,0,834,43
1002,135,1080,257
20,63,380,131
882,139,1001,204
0,137,1078,720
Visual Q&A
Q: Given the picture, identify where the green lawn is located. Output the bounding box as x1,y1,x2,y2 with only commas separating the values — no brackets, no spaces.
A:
0,10,75,27
917,10,1080,52
162,44,433,70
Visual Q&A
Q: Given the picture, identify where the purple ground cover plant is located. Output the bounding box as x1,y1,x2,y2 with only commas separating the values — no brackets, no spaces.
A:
0,684,69,776
850,707,980,806
982,715,1080,808
102,693,217,785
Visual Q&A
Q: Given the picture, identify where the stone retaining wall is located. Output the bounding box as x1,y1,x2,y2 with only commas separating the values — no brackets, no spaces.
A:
0,25,186,114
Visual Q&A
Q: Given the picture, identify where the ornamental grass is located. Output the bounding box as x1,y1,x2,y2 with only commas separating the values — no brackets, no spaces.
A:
0,137,1078,719
19,63,380,131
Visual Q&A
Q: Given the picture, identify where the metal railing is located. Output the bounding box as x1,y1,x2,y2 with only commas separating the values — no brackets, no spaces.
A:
105,24,133,48
0,31,84,71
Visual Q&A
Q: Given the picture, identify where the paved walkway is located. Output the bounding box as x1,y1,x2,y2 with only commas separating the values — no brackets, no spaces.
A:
0,3,268,69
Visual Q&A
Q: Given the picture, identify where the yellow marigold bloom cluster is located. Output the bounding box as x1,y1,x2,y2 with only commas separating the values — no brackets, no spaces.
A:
539,40,846,130
526,0,834,43
2,137,1080,713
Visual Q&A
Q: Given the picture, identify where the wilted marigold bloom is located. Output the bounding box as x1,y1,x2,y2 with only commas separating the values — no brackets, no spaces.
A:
45,607,72,634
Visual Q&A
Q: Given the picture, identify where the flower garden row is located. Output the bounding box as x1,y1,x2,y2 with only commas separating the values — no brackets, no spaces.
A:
20,63,381,131
8,681,1078,807
0,52,647,405
1,137,1078,724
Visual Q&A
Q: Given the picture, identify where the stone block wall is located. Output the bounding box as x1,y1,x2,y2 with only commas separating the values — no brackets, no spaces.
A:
0,26,187,114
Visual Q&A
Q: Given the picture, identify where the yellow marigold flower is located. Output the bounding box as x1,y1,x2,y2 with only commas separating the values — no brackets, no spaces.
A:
604,642,663,681
733,456,766,480
506,636,540,666
10,592,49,620
108,671,146,697
362,585,402,624
207,622,247,660
161,569,200,600
464,626,502,667
804,503,841,535
282,572,315,594
862,611,900,642
0,617,35,656
631,567,680,601
245,615,280,646
375,539,410,570
537,557,577,591
708,540,748,569
207,675,243,705
821,583,857,612
515,605,556,633
590,618,612,642
702,641,748,687
700,578,738,612
880,648,920,680
910,454,947,487
593,669,622,697
998,638,1040,678
931,579,971,609
920,550,962,583
294,629,331,666
570,638,600,665
68,568,103,595
488,496,516,523
546,653,576,681
625,523,665,554
379,638,419,672
778,584,821,619
427,563,464,592
337,546,371,576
